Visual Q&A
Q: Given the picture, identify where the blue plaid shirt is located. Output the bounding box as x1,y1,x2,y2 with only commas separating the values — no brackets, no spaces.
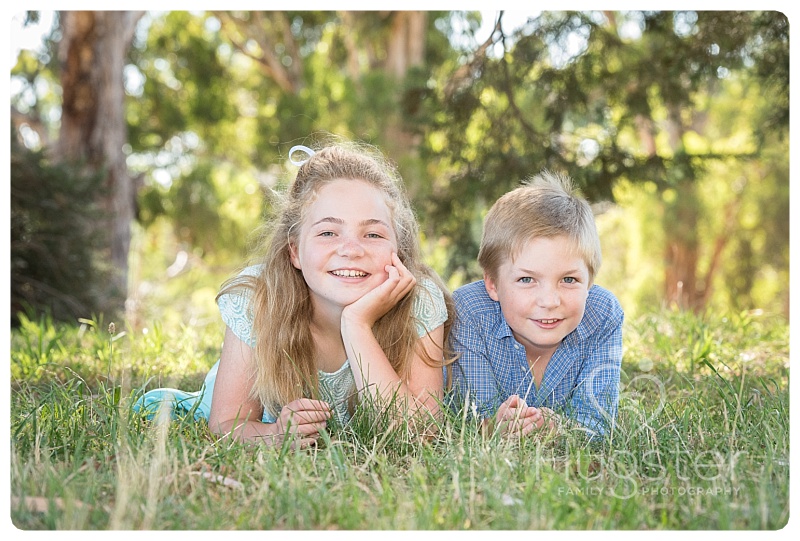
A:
447,280,624,436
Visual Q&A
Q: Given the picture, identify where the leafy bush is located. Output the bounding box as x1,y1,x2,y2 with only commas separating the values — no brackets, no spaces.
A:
10,133,110,325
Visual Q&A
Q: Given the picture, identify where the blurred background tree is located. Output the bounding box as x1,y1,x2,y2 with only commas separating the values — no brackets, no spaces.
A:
9,10,789,328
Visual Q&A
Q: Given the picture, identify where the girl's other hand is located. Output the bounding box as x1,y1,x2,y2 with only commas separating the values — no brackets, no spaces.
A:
270,398,332,449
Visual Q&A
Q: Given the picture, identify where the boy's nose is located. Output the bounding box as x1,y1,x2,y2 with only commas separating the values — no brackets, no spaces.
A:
337,237,365,258
536,286,561,308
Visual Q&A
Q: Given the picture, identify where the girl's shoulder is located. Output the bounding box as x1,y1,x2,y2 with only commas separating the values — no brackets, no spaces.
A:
238,264,263,279
216,264,264,348
218,264,263,295
413,276,449,335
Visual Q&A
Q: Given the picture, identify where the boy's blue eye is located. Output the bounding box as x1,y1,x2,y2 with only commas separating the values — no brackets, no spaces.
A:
563,276,577,284
518,277,533,284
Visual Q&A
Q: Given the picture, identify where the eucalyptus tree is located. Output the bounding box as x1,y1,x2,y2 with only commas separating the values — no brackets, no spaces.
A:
11,11,145,319
128,10,460,264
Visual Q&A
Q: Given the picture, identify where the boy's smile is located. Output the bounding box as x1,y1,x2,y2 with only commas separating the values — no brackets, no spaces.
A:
484,235,590,362
289,178,397,316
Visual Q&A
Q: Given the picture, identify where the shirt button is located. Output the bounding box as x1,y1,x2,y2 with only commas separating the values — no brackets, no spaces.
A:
514,345,520,349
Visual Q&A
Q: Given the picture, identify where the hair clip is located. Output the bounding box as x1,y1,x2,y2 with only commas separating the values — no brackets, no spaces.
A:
288,145,316,167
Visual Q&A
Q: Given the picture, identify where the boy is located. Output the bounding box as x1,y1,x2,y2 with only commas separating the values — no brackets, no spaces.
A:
448,171,623,438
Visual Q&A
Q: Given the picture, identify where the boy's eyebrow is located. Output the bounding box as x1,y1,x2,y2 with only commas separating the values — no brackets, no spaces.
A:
518,267,584,276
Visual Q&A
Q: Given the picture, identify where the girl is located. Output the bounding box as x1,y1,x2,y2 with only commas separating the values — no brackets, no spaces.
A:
137,140,453,448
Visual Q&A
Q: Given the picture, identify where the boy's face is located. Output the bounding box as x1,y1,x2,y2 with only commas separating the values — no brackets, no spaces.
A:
484,235,590,361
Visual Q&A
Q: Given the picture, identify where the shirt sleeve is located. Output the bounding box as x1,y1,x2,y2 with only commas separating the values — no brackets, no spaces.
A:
413,277,448,336
216,265,261,349
564,295,624,436
447,304,504,419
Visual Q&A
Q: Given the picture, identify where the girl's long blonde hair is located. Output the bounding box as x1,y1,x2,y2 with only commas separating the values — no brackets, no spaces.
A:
218,140,453,418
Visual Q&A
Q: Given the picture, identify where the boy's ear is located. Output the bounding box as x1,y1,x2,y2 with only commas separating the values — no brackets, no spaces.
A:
288,243,301,270
483,272,500,302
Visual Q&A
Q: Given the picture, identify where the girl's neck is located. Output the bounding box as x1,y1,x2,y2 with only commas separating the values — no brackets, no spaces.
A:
309,299,344,334
309,303,348,373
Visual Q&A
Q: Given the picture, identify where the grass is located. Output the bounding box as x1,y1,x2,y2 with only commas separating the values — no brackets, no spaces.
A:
9,307,789,530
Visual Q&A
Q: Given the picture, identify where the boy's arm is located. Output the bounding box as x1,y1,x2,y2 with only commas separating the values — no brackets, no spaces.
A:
448,310,503,420
566,306,624,436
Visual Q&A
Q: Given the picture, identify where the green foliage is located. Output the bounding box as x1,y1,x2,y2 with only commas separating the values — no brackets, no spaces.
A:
417,10,788,315
10,308,790,529
9,10,789,328
10,134,112,325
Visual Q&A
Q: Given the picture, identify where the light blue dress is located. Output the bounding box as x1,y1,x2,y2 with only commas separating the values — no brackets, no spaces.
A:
133,265,448,425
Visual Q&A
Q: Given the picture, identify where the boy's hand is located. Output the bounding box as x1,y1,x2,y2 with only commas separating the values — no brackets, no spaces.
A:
341,252,416,328
538,406,562,434
492,394,544,437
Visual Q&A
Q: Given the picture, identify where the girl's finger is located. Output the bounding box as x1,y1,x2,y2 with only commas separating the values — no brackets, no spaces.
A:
293,435,321,450
295,421,327,436
386,263,400,281
293,410,331,424
289,398,332,413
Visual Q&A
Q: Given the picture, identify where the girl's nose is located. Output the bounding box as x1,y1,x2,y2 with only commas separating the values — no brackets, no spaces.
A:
337,236,365,258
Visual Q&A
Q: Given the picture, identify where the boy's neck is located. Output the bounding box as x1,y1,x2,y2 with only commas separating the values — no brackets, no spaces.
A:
526,350,553,389
517,339,558,387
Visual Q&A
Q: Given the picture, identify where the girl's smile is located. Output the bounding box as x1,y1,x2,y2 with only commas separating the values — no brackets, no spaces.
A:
330,269,369,278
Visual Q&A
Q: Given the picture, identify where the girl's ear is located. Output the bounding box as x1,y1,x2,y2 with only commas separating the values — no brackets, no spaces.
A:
288,242,301,270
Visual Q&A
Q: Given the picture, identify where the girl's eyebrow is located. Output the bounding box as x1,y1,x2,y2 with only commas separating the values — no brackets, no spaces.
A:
359,218,390,228
311,217,344,227
310,217,390,228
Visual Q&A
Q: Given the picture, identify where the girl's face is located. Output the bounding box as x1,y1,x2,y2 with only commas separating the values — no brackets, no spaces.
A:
289,178,398,315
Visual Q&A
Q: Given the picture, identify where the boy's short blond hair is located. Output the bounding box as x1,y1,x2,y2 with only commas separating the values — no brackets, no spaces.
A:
478,170,602,284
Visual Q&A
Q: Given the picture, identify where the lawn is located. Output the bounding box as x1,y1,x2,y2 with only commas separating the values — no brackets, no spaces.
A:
9,308,789,529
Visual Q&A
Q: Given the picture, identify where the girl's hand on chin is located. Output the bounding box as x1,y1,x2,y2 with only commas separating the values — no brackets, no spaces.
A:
342,252,416,327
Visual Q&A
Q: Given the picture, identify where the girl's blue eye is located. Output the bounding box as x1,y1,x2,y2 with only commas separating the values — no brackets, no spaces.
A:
366,233,384,239
518,277,533,284
319,231,335,237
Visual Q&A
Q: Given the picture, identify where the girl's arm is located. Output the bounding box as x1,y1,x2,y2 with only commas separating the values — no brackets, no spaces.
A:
209,327,331,446
341,253,445,421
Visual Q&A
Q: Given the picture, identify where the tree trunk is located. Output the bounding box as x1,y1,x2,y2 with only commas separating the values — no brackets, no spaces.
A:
663,173,703,311
55,10,144,315
657,106,707,312
385,11,426,78
382,11,427,192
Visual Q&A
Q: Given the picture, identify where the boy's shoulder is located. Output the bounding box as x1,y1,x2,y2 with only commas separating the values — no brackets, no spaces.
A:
586,284,622,308
453,280,494,307
582,284,624,330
